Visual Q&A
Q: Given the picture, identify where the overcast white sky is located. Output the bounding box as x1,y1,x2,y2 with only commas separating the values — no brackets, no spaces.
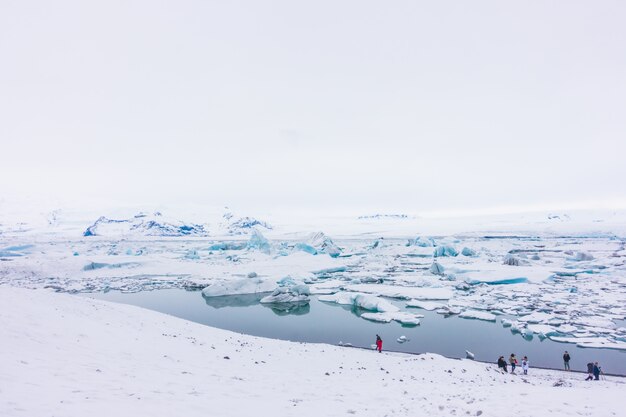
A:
1,0,625,215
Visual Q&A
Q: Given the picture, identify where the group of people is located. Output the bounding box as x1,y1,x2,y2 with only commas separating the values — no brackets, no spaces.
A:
497,354,529,374
564,351,603,381
373,337,605,381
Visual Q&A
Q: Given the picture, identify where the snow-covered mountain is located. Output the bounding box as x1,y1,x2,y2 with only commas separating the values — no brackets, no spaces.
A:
83,212,207,237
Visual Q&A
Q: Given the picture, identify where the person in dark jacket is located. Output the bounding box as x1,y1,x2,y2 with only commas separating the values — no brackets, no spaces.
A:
585,362,594,381
375,335,382,353
593,362,601,380
563,351,571,371
497,356,508,373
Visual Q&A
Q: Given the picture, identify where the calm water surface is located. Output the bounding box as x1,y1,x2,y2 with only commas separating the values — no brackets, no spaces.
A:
81,289,626,375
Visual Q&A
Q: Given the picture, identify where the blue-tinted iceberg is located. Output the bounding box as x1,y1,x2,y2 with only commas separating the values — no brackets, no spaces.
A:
208,242,246,251
433,245,458,257
247,230,271,254
461,247,477,257
429,261,445,276
294,243,318,255
408,236,435,247
307,232,341,257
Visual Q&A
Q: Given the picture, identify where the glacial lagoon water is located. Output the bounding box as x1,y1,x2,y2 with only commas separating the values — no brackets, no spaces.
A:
82,289,626,375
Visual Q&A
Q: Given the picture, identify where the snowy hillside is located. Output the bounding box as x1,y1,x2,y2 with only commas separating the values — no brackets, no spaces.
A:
1,287,624,417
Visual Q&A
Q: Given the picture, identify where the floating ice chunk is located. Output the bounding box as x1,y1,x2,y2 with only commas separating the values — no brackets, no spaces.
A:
247,230,271,254
294,243,317,255
208,242,246,251
465,350,475,360
548,336,626,351
361,312,421,325
429,261,445,276
572,316,616,329
338,341,353,347
459,310,496,321
436,306,462,315
345,284,453,300
406,300,446,311
319,292,399,312
397,335,409,343
260,285,310,304
518,312,553,324
82,262,139,271
510,321,524,334
409,236,435,247
202,277,276,297
307,232,341,257
526,324,563,338
433,245,458,257
184,250,200,260
503,254,522,266
569,251,595,261
461,247,477,257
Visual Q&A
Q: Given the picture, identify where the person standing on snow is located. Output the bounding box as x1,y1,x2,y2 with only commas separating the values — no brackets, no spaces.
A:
563,351,571,371
509,353,518,374
375,335,383,353
521,356,529,375
593,362,601,380
585,362,594,381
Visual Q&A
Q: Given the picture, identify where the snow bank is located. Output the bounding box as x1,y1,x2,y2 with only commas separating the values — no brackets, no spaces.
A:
2,287,625,417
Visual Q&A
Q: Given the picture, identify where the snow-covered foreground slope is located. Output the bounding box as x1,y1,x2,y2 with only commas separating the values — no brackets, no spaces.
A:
1,288,623,417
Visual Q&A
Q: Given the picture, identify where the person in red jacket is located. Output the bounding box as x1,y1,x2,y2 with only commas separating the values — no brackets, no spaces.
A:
376,335,383,353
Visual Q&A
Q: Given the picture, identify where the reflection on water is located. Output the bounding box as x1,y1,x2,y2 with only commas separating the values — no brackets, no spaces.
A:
202,293,265,309
262,301,310,316
82,289,626,375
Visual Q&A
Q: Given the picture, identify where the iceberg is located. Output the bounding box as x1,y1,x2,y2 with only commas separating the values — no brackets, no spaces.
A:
360,311,421,326
458,310,496,321
405,300,446,311
246,230,271,254
294,243,318,255
306,232,341,258
208,242,246,251
429,261,445,276
260,285,310,304
306,232,342,257
345,284,453,300
202,276,276,297
570,252,594,261
503,254,522,266
461,247,477,257
408,236,435,247
319,292,399,313
433,245,458,257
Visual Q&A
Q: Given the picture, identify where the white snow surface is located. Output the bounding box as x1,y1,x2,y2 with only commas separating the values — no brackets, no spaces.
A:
1,287,625,417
